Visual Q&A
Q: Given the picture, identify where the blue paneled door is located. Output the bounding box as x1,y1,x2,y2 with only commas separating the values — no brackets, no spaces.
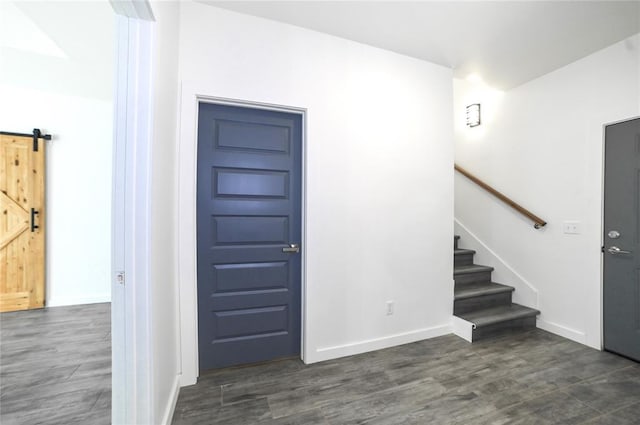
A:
197,103,302,370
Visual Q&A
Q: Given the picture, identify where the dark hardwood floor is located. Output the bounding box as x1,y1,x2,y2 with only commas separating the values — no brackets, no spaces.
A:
2,304,638,425
0,303,111,425
173,329,640,425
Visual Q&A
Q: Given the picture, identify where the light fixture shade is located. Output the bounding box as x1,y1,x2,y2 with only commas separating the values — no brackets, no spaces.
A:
466,103,481,127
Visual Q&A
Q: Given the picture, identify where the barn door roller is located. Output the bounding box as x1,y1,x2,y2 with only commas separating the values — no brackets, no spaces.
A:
32,128,51,152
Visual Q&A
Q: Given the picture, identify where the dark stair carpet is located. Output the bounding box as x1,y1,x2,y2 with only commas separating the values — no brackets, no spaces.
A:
453,235,539,341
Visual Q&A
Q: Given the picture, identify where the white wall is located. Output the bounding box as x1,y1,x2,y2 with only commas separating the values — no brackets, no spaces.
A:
454,34,640,349
0,2,113,306
148,2,182,423
177,2,454,385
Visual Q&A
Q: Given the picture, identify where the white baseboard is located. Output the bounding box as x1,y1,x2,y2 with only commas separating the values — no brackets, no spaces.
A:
47,293,111,307
452,316,473,342
308,324,452,363
159,374,181,425
537,319,586,345
180,373,197,387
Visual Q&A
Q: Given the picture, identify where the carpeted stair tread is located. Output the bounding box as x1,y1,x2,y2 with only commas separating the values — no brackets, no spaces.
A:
455,282,514,300
453,264,494,276
457,304,540,328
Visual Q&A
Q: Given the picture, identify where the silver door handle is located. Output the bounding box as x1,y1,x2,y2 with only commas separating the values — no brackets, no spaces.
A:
607,246,632,255
282,244,300,253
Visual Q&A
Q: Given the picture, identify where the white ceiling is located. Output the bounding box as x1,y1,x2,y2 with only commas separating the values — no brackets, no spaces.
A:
205,1,640,89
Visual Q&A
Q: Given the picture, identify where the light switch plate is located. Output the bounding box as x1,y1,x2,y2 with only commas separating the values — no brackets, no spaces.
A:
563,221,581,234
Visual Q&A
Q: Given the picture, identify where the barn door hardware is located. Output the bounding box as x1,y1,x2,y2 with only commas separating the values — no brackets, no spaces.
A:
32,128,51,152
0,129,52,152
30,208,39,232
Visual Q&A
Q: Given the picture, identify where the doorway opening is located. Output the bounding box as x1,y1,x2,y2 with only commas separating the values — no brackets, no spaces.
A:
0,1,115,423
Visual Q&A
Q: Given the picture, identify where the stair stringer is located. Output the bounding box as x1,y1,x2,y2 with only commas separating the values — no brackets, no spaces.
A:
454,218,539,311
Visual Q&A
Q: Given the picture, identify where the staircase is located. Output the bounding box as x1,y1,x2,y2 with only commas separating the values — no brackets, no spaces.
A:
454,235,540,341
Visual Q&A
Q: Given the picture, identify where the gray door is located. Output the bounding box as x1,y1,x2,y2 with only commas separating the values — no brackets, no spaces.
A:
603,117,640,362
197,103,302,370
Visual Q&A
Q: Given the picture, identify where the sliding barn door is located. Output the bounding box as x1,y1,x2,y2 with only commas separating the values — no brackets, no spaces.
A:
0,132,46,312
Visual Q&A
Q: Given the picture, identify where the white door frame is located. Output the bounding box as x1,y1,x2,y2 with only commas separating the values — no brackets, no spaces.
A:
177,89,309,386
111,7,155,424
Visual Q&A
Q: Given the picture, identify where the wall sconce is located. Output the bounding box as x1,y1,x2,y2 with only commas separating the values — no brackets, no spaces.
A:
466,103,481,127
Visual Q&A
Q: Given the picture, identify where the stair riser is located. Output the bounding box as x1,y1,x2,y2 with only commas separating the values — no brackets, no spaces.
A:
454,271,492,285
472,316,536,341
454,253,474,267
454,292,513,315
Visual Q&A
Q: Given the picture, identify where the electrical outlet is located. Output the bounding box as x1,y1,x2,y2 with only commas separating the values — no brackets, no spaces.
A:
386,301,394,315
563,221,581,235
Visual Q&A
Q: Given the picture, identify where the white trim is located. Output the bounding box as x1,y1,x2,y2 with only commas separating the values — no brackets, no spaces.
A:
192,95,308,115
452,316,473,343
454,217,539,309
310,324,452,363
130,17,154,423
177,88,308,386
599,122,607,350
301,111,308,363
111,15,128,425
159,375,181,425
537,319,587,345
111,14,155,424
109,0,155,21
602,115,640,127
47,294,111,307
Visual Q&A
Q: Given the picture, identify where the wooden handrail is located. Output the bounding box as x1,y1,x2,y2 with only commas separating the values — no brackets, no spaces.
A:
455,164,547,229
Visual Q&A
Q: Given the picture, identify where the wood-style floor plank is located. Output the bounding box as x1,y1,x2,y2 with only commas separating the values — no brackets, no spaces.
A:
0,303,111,425
173,329,639,425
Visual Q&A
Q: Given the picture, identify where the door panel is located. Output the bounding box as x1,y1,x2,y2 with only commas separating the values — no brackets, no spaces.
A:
0,133,45,312
215,168,289,198
603,117,640,361
212,261,289,292
213,216,289,245
197,103,302,370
